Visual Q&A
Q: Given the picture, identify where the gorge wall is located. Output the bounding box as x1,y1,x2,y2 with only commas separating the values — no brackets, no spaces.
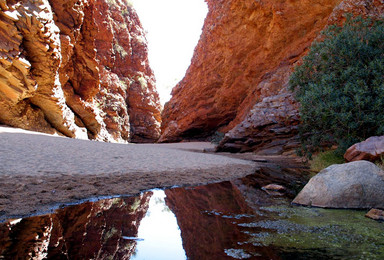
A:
0,0,161,142
1,0,382,147
161,0,384,154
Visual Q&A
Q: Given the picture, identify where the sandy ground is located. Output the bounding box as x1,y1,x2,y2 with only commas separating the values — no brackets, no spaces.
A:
0,126,257,221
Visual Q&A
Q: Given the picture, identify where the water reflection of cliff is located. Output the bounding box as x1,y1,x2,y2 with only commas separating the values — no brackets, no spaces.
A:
0,193,151,259
165,181,254,259
164,162,309,260
0,160,310,259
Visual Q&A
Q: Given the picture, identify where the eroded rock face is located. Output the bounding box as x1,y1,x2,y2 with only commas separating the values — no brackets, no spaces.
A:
344,136,384,162
0,0,161,142
160,0,384,153
92,0,161,142
293,161,384,209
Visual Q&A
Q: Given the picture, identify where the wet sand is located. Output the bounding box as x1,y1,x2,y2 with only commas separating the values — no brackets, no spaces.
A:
0,126,257,221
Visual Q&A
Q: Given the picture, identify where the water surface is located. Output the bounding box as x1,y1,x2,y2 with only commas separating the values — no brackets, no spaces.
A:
0,169,383,259
131,190,186,260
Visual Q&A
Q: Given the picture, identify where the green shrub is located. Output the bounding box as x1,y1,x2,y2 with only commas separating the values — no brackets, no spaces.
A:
290,15,384,157
376,156,384,171
310,150,345,174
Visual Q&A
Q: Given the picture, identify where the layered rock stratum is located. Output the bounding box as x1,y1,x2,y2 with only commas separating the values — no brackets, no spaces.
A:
160,0,384,154
0,0,161,142
344,136,384,162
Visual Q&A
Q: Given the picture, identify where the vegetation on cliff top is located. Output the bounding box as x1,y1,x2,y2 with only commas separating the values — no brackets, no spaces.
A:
290,15,384,157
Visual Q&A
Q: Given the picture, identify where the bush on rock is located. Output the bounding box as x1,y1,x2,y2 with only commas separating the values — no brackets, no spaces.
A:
290,15,384,157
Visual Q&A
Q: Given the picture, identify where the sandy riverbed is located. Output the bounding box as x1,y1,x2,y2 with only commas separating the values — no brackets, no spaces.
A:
0,126,257,221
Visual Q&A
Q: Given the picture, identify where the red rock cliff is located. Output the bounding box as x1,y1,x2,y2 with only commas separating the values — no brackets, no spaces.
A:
0,0,161,142
160,0,383,153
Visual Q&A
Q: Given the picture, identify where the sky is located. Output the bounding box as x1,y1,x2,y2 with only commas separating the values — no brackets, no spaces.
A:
131,190,186,259
130,0,208,105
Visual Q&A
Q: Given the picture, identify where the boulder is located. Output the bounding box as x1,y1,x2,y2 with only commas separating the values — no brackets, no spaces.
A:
292,161,384,209
344,136,384,162
365,209,384,221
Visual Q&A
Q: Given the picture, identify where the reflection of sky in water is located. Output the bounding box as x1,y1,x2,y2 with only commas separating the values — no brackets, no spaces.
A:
1,178,383,259
132,190,186,260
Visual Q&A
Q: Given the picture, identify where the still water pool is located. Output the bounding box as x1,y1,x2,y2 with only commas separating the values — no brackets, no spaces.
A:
0,173,383,259
131,190,186,260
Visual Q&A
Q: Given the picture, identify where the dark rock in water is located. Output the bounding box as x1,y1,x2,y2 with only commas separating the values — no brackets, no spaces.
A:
293,161,384,209
365,209,384,221
239,157,310,200
344,136,384,162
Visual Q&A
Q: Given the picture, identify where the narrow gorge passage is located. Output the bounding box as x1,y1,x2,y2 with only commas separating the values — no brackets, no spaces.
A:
131,0,208,106
1,0,382,156
0,1,383,260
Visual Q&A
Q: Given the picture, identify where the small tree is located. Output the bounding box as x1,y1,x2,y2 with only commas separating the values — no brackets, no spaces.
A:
290,15,384,157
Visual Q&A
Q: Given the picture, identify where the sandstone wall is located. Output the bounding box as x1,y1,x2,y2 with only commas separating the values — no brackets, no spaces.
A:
160,0,384,154
0,0,161,142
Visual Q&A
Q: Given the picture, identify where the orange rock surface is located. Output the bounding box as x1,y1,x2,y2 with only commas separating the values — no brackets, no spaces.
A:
161,0,384,153
365,208,384,221
0,0,161,142
344,136,384,162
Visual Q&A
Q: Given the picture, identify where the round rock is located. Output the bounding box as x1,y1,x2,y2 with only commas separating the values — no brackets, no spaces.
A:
293,161,384,209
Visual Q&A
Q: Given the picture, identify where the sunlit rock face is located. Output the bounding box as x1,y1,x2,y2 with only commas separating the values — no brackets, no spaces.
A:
92,0,161,142
0,194,151,259
0,0,161,142
160,0,384,153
